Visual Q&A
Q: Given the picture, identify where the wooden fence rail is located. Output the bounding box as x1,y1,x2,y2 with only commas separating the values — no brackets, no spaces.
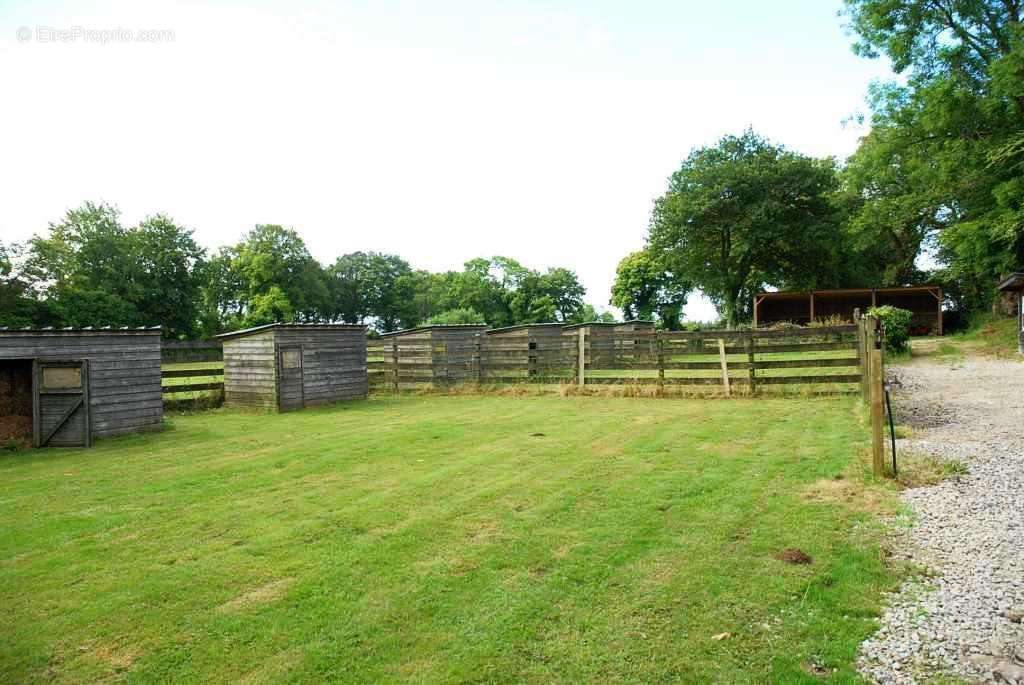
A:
369,324,864,394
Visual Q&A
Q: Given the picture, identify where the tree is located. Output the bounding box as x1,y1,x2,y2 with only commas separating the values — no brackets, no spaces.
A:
843,0,1024,310
0,240,52,328
23,202,206,335
610,250,690,329
127,214,205,337
233,225,330,326
424,308,486,325
569,304,617,324
327,252,414,332
647,130,842,327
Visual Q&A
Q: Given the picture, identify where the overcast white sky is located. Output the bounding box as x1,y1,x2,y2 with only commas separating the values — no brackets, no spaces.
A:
0,0,893,321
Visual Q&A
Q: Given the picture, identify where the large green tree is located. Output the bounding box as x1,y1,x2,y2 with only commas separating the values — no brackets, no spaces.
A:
843,0,1024,309
232,225,330,326
24,203,205,336
610,250,690,329
647,131,843,327
327,252,415,332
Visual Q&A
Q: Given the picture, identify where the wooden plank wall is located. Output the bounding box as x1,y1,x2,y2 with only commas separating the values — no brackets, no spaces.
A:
274,328,367,406
222,330,277,409
0,329,162,439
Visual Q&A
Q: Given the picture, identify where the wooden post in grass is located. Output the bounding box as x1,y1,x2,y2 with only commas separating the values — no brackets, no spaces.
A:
391,338,399,394
745,330,757,396
577,328,586,387
717,338,731,397
657,335,665,392
870,346,885,477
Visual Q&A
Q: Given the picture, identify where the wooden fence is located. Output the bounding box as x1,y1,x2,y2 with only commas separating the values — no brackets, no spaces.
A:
369,324,864,394
161,341,224,404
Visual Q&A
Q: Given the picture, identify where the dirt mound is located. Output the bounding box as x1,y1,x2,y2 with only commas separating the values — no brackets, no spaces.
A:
775,548,813,565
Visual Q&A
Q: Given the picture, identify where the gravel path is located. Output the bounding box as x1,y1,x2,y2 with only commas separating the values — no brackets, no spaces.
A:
858,357,1024,684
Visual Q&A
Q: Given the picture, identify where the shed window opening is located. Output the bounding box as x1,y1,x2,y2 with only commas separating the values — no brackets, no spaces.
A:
282,349,301,369
42,366,82,390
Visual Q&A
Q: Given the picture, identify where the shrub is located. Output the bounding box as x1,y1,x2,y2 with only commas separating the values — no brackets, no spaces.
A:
424,308,486,325
868,305,913,352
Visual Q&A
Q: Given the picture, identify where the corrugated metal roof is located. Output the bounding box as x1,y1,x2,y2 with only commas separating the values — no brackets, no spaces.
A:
562,320,653,330
997,273,1024,292
214,322,367,340
486,322,565,334
0,325,162,333
380,325,487,337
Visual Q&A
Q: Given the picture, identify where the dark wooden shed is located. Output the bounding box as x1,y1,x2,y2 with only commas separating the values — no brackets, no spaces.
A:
380,325,487,387
562,320,656,368
217,323,367,411
754,287,943,334
0,327,163,448
484,323,568,381
997,273,1024,353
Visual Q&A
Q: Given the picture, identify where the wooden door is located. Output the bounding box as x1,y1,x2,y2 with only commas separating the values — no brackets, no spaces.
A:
33,359,91,447
277,345,304,411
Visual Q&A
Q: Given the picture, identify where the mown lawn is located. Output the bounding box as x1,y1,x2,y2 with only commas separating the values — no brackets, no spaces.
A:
0,396,896,683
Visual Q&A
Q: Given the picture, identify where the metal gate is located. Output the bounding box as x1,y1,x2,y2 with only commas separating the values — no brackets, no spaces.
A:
277,345,304,411
33,359,91,447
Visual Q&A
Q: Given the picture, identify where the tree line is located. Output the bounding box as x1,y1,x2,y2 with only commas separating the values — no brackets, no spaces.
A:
612,0,1024,329
0,203,606,337
3,1,1019,335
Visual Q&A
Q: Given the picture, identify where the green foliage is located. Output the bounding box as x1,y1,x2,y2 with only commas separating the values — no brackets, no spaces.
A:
843,0,1024,310
423,308,486,325
647,130,844,327
22,203,205,336
327,252,414,331
868,305,914,352
610,250,689,329
569,304,617,324
0,240,53,328
233,225,330,326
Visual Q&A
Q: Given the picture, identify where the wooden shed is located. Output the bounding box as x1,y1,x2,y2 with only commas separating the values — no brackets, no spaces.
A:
753,287,943,335
380,325,487,387
997,273,1024,353
562,320,656,368
0,327,163,448
484,323,568,381
217,323,367,411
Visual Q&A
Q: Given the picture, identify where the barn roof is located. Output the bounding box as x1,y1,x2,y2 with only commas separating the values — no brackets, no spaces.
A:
0,326,162,334
215,322,367,340
997,273,1024,292
379,324,488,338
756,286,942,298
486,323,565,334
561,319,653,330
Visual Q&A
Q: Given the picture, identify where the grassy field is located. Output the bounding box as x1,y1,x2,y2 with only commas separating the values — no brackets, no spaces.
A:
1,396,897,683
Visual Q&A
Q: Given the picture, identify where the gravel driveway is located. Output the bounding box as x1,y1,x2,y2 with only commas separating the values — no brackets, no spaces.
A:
858,356,1024,684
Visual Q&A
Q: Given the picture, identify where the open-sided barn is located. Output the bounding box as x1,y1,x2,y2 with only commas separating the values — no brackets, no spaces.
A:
0,327,163,448
217,323,367,411
753,287,943,334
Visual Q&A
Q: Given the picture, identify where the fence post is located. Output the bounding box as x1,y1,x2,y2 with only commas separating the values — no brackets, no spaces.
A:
577,328,586,387
657,335,665,392
391,338,399,394
717,338,731,397
745,330,757,396
870,346,885,477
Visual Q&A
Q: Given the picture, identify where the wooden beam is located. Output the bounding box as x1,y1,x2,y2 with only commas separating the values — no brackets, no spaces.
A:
717,338,731,397
809,292,816,323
